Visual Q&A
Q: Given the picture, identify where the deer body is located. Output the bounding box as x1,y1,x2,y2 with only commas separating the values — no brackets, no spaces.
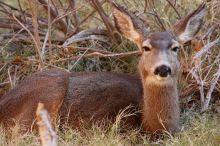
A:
0,69,143,131
59,72,143,129
0,2,205,134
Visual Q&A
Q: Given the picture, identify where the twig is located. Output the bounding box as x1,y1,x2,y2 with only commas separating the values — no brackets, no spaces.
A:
201,64,220,112
50,6,83,30
202,24,219,40
0,63,7,73
70,47,90,70
151,9,166,31
67,0,109,38
63,29,109,46
7,66,14,89
0,28,25,50
165,0,181,19
150,1,166,31
0,1,19,11
68,0,80,29
73,0,105,29
27,58,69,72
38,0,67,33
54,50,141,63
190,68,205,104
13,14,44,67
58,46,112,54
144,0,153,12
0,81,10,88
89,0,116,40
194,38,220,59
48,0,52,62
29,1,44,69
41,0,52,61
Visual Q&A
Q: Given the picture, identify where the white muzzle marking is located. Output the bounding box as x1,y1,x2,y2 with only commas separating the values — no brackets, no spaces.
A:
156,75,169,81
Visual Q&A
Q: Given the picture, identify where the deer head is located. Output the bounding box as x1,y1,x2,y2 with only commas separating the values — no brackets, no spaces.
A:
112,3,206,85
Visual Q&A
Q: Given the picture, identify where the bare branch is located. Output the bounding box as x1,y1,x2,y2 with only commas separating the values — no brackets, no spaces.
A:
68,0,80,28
201,64,220,112
13,14,44,67
58,46,112,54
54,50,141,63
63,29,110,46
194,38,220,59
28,1,44,69
165,0,181,19
38,0,67,33
89,0,116,39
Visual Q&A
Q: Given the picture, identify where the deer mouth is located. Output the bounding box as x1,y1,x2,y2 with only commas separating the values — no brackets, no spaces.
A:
156,74,170,81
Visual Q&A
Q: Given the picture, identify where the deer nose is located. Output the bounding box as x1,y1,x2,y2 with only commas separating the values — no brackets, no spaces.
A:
154,65,171,77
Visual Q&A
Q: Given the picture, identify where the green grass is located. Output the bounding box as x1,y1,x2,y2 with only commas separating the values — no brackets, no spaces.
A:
0,111,219,146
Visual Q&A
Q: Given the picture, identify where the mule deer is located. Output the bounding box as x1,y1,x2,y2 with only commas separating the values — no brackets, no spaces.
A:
0,3,205,134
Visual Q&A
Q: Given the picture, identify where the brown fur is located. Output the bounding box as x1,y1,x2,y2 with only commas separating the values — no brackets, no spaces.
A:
0,2,205,134
0,70,143,131
112,2,205,133
0,69,69,131
137,33,180,133
59,72,142,129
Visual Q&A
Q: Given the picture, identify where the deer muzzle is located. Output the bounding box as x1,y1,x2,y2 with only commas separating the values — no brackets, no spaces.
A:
154,65,171,80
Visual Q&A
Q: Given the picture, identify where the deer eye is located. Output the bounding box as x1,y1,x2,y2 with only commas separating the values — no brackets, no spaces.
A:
171,46,180,52
143,46,151,52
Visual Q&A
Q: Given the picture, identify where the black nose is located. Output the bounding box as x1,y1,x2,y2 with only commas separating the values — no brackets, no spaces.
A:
154,65,171,77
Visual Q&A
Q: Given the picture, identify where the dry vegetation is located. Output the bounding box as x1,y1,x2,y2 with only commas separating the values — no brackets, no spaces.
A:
0,0,220,145
0,112,220,146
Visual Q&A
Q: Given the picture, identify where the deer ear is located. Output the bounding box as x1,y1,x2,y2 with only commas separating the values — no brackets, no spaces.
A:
173,3,206,44
112,4,144,48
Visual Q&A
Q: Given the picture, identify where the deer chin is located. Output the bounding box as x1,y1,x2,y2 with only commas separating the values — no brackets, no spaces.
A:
155,75,169,81
144,75,173,85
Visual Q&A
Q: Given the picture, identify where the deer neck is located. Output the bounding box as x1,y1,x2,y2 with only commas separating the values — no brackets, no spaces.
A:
139,64,180,133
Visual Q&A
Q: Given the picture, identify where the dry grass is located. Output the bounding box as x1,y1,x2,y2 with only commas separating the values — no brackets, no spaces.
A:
0,111,219,146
